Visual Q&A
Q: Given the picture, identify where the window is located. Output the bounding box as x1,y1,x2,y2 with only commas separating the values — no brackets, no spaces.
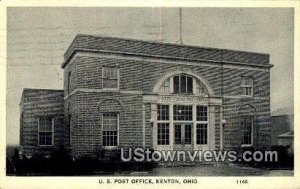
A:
196,106,208,145
157,123,169,145
197,106,208,121
161,78,170,93
102,113,118,147
241,117,253,145
173,75,193,94
157,105,170,145
38,117,54,146
241,77,253,96
196,124,207,144
173,105,193,121
157,105,169,120
67,71,72,94
102,67,119,89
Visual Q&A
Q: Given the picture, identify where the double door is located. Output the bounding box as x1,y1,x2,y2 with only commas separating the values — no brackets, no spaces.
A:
173,123,193,151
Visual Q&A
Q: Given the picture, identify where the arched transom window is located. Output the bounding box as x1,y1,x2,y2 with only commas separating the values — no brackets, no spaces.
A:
160,74,208,96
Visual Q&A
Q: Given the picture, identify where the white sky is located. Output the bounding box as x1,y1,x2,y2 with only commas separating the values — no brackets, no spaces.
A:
6,8,294,145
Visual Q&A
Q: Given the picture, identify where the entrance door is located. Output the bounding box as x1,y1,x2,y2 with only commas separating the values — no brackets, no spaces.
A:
173,123,193,151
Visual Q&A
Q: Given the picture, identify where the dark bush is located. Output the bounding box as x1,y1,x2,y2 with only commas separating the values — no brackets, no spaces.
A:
9,147,157,176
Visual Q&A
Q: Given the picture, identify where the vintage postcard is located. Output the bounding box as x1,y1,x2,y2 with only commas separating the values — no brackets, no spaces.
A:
0,0,299,189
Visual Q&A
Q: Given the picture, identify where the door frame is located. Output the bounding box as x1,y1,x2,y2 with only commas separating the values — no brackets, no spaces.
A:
173,122,193,150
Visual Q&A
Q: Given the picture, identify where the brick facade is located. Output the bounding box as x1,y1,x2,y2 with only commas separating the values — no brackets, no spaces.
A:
20,35,272,158
20,89,66,156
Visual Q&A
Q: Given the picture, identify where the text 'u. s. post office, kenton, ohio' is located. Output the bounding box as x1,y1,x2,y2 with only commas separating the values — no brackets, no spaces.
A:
19,34,272,158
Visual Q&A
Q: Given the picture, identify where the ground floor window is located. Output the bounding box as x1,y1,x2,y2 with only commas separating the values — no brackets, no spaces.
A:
241,117,253,145
38,117,54,146
157,123,170,145
102,113,118,147
196,124,208,144
157,104,209,146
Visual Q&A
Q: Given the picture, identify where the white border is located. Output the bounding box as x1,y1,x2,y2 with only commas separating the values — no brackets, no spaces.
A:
0,1,299,189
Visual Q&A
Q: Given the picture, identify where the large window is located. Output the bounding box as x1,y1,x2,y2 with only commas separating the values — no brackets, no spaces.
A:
241,117,253,145
196,106,208,145
157,123,170,145
173,75,193,94
102,67,119,89
241,77,253,96
102,113,118,147
38,117,54,146
173,105,193,121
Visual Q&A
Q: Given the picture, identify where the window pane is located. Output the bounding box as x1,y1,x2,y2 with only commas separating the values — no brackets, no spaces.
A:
110,69,118,79
39,117,52,132
103,113,118,131
187,76,193,93
157,123,169,145
161,79,170,93
103,68,110,78
241,77,253,96
180,75,187,93
102,113,118,146
241,117,253,145
102,67,119,89
157,105,169,120
196,124,207,145
197,106,208,121
241,77,246,85
173,105,192,121
39,132,53,146
174,76,179,93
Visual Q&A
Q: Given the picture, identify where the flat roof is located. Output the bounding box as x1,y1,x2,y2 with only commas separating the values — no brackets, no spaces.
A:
62,34,270,68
